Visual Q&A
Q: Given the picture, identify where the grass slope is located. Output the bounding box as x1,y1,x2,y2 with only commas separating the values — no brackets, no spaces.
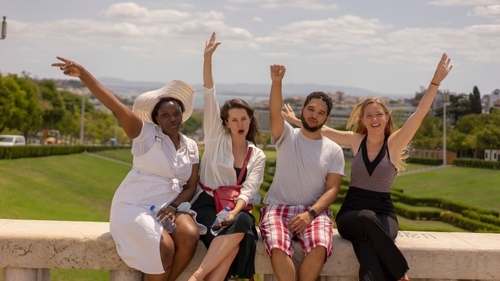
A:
393,166,500,212
2,151,498,280
0,153,130,221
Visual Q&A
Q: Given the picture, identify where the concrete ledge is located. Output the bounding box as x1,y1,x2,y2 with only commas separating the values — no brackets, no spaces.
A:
1,219,500,280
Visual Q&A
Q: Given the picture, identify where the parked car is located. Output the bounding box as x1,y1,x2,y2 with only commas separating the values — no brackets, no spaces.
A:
0,135,26,146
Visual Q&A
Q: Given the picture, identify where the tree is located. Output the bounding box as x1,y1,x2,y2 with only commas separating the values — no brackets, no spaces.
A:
183,112,202,135
412,115,447,149
38,79,69,130
469,86,482,114
449,112,500,158
436,93,470,124
0,74,43,135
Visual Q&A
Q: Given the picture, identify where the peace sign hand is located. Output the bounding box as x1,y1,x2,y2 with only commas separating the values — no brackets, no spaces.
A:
51,56,84,78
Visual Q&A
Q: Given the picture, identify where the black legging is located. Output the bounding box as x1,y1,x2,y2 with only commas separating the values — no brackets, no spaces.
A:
336,210,409,281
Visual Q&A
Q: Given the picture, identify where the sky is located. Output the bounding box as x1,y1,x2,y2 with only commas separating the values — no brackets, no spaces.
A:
2,0,500,97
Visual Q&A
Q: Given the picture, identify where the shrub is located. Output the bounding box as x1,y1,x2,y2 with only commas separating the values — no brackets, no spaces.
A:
453,158,500,170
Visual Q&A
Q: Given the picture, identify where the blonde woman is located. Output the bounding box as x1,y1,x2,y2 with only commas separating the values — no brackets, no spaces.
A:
283,53,453,281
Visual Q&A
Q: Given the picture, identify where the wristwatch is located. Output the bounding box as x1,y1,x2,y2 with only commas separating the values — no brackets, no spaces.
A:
307,208,317,218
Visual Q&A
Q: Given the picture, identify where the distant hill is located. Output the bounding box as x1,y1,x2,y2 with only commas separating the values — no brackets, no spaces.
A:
98,77,411,98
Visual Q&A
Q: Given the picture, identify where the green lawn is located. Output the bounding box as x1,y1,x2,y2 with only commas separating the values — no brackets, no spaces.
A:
1,151,498,281
0,154,129,221
393,166,500,212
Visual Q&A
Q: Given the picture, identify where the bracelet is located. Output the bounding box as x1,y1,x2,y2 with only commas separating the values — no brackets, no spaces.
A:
430,81,440,86
168,202,178,211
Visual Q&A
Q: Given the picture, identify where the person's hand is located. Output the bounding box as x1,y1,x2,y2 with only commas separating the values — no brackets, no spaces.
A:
431,53,453,85
282,103,297,123
51,57,84,78
157,206,177,223
204,32,221,59
211,211,235,231
270,64,286,82
221,211,236,228
288,211,312,233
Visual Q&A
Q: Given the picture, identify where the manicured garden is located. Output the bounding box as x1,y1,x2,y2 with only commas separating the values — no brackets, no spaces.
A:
1,149,499,281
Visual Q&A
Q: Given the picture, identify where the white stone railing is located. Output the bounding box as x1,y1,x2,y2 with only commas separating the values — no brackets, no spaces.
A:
1,219,499,281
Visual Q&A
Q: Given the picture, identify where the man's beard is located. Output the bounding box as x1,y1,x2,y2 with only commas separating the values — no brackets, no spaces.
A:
301,114,325,132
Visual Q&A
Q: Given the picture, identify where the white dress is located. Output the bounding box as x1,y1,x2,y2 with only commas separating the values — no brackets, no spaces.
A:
109,121,200,274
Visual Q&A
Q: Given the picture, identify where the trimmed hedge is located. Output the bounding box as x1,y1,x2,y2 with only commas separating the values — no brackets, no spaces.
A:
453,158,500,169
407,157,443,166
440,211,500,233
0,145,129,160
391,190,499,217
393,202,442,221
462,210,500,227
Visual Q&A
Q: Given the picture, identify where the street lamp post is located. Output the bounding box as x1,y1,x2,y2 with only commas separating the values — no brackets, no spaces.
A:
1,16,7,40
442,90,449,166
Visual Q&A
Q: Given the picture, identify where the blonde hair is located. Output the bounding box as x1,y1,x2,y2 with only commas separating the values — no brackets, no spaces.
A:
346,97,409,172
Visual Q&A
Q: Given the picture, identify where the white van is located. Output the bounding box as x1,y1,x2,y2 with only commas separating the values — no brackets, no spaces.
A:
0,135,26,146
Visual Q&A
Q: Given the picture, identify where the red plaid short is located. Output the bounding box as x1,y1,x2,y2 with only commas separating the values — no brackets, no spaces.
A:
259,204,334,261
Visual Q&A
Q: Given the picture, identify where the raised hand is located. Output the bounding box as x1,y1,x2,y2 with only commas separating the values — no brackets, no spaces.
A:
51,56,84,78
204,32,221,59
282,103,297,122
270,64,286,82
431,53,453,85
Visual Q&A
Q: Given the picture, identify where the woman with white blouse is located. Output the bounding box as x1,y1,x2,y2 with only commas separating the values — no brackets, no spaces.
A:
189,32,266,281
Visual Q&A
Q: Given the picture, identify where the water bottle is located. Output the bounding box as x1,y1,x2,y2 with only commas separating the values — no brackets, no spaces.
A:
150,205,177,233
211,206,231,236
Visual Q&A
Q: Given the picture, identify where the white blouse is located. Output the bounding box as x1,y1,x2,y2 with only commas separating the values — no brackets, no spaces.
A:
193,87,266,206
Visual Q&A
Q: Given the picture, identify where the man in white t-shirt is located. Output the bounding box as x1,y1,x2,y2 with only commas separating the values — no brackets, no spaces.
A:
260,64,345,281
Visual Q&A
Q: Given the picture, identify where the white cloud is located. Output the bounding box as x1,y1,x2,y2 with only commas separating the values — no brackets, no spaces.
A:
177,3,196,9
8,3,258,56
256,15,392,46
428,0,500,6
262,0,337,10
228,0,261,2
261,51,298,57
253,12,500,68
468,4,500,17
384,24,500,64
103,2,192,24
253,16,264,22
227,0,337,10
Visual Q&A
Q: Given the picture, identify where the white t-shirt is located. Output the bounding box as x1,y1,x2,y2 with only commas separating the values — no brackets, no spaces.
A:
263,121,345,206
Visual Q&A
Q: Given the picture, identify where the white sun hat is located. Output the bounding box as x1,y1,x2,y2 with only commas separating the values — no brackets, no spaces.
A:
132,79,196,123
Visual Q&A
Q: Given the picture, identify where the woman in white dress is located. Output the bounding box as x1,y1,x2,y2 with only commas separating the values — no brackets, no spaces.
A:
52,57,204,281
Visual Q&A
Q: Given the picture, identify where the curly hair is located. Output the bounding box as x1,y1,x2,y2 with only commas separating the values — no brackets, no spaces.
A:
303,91,333,116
